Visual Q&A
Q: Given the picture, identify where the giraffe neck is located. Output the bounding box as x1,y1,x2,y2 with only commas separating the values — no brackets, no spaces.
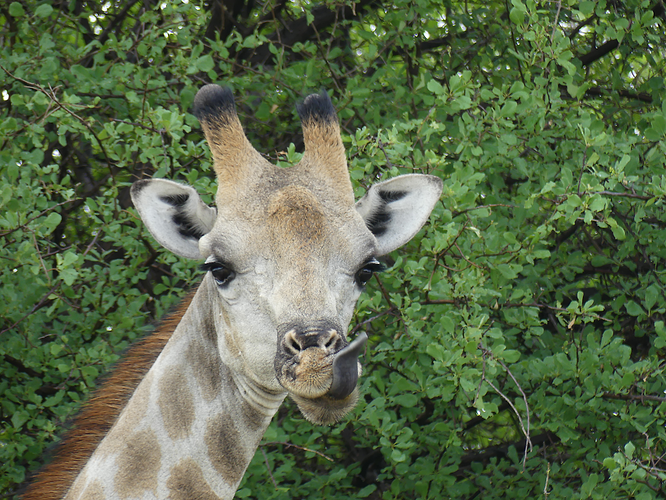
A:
65,283,286,500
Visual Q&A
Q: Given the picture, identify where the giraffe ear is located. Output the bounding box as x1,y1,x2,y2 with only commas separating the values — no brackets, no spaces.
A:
355,174,442,256
131,179,217,260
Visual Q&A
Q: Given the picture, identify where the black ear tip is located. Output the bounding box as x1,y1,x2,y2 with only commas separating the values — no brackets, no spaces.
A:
297,90,337,124
130,179,149,196
193,84,236,122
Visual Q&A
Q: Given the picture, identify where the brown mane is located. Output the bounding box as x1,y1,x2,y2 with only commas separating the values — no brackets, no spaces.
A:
20,290,196,500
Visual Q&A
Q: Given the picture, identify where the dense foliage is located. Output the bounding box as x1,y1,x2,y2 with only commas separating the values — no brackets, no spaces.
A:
2,0,666,498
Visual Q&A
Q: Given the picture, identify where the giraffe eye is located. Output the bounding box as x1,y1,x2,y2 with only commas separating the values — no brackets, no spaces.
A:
355,268,373,286
200,261,236,287
211,266,235,287
355,258,384,287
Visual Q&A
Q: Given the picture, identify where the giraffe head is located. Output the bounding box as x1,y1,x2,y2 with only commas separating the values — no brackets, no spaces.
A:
131,85,442,425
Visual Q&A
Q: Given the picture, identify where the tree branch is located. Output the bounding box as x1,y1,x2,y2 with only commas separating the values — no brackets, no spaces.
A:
578,39,619,67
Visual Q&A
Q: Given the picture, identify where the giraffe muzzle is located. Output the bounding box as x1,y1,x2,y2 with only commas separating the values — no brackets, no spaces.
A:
275,323,366,401
276,328,368,425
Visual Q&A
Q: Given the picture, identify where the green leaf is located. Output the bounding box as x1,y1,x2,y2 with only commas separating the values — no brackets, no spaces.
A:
644,284,659,311
11,411,28,429
42,212,63,234
579,1,595,15
625,301,644,317
393,394,418,408
651,115,666,135
502,350,521,363
195,55,215,72
9,2,25,17
35,4,53,18
509,7,525,25
427,79,444,95
358,485,377,497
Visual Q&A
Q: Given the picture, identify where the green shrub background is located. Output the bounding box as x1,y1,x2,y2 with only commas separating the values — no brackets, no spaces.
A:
1,0,665,498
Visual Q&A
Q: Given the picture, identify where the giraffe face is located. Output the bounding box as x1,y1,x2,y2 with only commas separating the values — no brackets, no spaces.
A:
193,180,377,424
131,85,442,425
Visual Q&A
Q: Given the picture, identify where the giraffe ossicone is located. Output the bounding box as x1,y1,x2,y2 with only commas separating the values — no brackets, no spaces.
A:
23,84,442,500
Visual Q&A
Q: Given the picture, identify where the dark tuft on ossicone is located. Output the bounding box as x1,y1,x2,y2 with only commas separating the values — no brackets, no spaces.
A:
297,91,337,125
193,84,237,125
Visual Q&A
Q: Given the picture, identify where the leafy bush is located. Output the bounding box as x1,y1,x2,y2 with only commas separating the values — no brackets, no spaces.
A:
2,0,665,498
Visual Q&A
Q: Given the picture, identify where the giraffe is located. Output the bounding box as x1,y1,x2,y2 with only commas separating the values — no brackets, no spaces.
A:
22,84,442,499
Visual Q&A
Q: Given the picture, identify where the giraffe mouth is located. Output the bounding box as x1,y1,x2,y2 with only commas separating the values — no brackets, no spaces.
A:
275,332,367,400
275,332,368,425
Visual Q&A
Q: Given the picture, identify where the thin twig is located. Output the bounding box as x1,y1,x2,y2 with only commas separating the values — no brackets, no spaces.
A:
603,392,666,403
262,441,334,462
590,191,653,200
110,118,164,134
349,307,397,335
578,148,587,196
479,344,533,469
260,447,278,489
550,0,562,44
495,355,533,465
31,231,52,285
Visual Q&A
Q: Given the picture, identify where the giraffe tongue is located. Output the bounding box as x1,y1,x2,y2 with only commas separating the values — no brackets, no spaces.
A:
327,332,368,400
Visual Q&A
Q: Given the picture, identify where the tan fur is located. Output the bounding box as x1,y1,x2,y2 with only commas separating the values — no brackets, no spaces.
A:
20,291,196,500
268,186,327,248
292,348,335,395
115,429,161,498
79,481,105,500
277,345,334,398
158,369,195,440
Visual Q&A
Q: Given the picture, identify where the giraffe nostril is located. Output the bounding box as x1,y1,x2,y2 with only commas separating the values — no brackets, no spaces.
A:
289,337,301,353
283,329,302,354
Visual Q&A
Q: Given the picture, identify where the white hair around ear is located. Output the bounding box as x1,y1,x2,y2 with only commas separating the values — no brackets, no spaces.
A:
355,174,442,256
131,179,217,260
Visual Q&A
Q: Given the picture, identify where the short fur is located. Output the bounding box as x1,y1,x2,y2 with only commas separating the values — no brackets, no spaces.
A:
20,292,196,500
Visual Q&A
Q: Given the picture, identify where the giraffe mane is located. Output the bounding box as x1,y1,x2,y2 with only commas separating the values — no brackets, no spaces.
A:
19,290,197,500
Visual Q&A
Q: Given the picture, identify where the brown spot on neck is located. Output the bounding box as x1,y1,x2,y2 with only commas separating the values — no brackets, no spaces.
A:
115,428,161,498
167,458,222,500
205,417,248,486
186,340,224,402
158,367,195,440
